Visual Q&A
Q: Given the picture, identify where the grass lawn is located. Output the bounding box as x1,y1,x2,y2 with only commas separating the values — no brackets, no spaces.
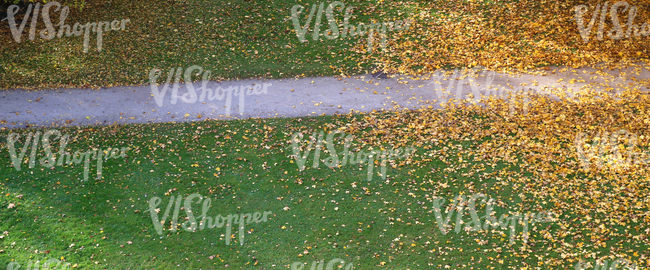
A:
0,0,413,90
2,91,649,269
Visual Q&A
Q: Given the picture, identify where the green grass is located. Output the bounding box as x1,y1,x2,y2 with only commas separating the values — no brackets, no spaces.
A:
0,0,414,90
0,112,591,269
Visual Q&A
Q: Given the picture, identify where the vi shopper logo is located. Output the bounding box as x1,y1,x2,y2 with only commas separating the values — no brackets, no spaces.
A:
575,129,646,171
289,129,415,181
147,193,273,245
426,67,552,116
290,1,412,52
574,1,650,43
3,129,130,181
291,258,354,270
432,193,555,245
148,65,271,116
6,258,72,270
574,258,638,270
426,67,496,104
3,1,130,52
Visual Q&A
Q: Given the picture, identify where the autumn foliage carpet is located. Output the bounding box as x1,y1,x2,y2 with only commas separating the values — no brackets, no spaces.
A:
2,0,650,269
1,85,650,268
1,0,649,89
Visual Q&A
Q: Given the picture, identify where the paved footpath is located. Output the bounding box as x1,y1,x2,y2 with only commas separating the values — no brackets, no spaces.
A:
1,64,649,130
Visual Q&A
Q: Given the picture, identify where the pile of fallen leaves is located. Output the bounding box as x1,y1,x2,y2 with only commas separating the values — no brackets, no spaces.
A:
352,0,650,75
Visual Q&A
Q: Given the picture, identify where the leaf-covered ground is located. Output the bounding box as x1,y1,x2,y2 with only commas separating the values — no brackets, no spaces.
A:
3,0,649,89
2,85,650,269
358,0,650,75
0,0,402,89
3,0,650,269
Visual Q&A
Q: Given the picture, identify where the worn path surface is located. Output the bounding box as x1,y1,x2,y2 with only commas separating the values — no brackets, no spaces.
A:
2,64,649,130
